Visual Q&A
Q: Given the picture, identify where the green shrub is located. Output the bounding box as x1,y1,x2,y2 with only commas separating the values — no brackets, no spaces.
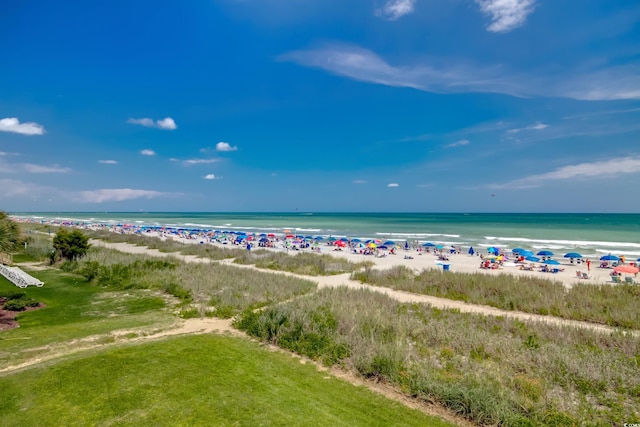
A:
3,299,26,311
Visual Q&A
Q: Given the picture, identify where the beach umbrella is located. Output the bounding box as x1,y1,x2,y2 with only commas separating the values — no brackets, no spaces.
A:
383,240,396,246
537,250,554,256
334,240,346,247
404,242,410,249
422,242,436,247
563,252,583,259
525,256,540,262
259,237,269,243
600,255,620,261
512,248,527,254
339,237,349,242
328,237,337,242
267,233,275,238
285,234,295,239
468,246,475,255
314,236,323,240
544,259,561,265
378,245,388,250
436,245,444,250
487,247,499,254
258,233,267,237
304,235,313,240
367,242,377,248
351,238,362,243
519,250,534,257
613,265,639,274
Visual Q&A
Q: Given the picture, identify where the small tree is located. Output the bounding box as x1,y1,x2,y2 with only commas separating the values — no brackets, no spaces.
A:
0,211,21,262
52,228,90,262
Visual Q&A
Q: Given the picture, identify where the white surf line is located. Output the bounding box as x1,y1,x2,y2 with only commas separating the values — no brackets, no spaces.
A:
91,240,639,337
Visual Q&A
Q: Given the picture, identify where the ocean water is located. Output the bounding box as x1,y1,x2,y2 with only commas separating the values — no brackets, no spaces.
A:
12,212,640,259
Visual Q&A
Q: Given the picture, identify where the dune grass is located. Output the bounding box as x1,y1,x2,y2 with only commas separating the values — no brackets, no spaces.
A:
233,250,373,276
235,287,640,426
0,334,453,426
64,247,317,318
352,266,640,329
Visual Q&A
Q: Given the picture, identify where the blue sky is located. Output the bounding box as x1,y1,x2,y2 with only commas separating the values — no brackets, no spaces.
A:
1,0,639,213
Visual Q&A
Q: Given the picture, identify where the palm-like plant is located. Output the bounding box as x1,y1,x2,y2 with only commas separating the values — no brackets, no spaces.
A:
0,211,21,255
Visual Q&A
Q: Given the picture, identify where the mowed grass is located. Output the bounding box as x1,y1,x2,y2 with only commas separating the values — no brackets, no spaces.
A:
0,269,173,367
0,334,452,427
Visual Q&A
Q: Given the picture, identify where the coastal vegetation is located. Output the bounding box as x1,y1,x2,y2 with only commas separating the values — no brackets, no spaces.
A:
3,225,640,425
51,228,90,262
233,250,373,275
235,286,640,426
352,266,640,329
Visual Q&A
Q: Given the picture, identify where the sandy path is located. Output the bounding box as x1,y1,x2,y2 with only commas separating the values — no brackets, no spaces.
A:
91,240,637,336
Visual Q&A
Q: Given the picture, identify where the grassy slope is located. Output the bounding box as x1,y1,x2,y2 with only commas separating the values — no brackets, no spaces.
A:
0,270,173,367
0,334,451,427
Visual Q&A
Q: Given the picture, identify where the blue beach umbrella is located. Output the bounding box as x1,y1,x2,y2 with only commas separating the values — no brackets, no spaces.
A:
378,245,388,250
563,252,583,259
537,250,554,256
525,256,541,262
436,245,445,250
519,250,534,257
600,255,620,261
304,235,313,240
512,248,527,254
487,247,499,254
422,242,436,247
328,237,337,242
544,259,561,265
468,246,475,255
339,237,349,242
383,240,396,246
314,236,324,240
351,238,362,243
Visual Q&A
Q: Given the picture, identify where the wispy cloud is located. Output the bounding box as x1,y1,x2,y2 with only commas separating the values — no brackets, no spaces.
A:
282,44,640,101
22,164,71,173
376,0,416,21
353,179,367,184
489,156,640,189
474,0,536,33
387,183,399,187
183,158,220,165
0,179,50,197
127,117,177,130
563,107,640,120
98,159,118,165
507,122,549,133
216,142,238,152
75,188,169,203
0,117,45,135
203,174,222,180
140,149,156,156
446,139,470,148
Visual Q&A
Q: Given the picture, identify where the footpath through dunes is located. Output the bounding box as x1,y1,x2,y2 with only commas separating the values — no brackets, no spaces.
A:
90,239,639,336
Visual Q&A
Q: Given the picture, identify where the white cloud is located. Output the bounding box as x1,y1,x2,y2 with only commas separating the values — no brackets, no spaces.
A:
376,0,416,21
76,188,168,203
216,141,238,152
474,0,536,33
98,160,118,165
490,156,640,189
203,174,222,180
156,117,177,130
387,183,399,187
183,158,220,165
353,179,367,184
446,139,470,148
0,179,46,197
507,122,549,133
0,117,45,135
282,44,640,101
22,164,71,173
140,149,156,156
127,117,177,130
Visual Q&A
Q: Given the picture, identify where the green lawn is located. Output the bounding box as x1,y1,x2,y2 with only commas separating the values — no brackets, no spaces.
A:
0,334,452,427
0,269,174,367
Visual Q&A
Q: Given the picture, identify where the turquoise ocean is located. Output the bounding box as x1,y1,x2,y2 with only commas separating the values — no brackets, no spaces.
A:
11,212,640,259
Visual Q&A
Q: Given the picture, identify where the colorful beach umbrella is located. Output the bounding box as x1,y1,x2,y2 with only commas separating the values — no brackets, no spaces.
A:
564,252,583,258
600,255,620,261
537,250,554,256
613,265,639,274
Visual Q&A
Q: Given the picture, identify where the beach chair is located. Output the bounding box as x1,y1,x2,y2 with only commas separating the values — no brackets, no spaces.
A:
581,272,589,279
575,271,582,279
624,277,634,285
611,276,621,283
